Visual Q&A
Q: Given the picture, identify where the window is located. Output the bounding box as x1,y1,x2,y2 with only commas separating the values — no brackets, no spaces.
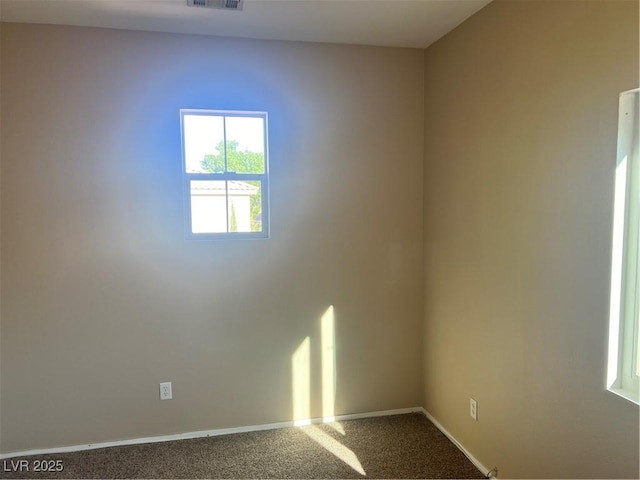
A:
180,110,269,239
607,88,639,404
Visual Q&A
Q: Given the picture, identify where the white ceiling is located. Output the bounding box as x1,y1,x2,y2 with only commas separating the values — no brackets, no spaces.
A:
0,0,491,49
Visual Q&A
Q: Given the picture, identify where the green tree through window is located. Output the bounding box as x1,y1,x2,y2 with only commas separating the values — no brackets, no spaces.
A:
201,140,263,231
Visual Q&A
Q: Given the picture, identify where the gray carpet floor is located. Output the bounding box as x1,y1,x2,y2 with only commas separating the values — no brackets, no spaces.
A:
1,413,484,479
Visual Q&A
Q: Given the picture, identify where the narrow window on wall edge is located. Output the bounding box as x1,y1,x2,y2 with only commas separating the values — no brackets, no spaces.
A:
607,88,640,405
180,109,269,240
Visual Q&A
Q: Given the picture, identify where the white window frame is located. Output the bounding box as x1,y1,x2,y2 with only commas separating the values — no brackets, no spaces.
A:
607,88,640,405
180,109,269,240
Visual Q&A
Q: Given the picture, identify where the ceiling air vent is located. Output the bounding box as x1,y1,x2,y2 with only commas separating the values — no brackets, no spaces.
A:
187,0,244,10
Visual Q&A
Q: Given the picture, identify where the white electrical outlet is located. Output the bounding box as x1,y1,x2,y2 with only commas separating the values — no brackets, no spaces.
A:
160,382,172,400
470,398,478,420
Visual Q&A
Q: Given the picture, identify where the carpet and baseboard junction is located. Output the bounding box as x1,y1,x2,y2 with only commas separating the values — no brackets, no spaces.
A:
0,410,488,479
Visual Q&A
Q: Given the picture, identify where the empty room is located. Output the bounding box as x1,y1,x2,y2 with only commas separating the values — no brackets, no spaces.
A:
0,0,638,478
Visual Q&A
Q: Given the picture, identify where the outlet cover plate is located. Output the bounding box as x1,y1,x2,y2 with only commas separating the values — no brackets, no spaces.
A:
160,382,172,400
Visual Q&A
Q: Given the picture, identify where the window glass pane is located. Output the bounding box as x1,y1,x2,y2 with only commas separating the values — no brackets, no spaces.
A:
636,306,640,377
183,115,224,174
636,229,640,377
190,180,227,233
228,180,263,233
225,116,265,174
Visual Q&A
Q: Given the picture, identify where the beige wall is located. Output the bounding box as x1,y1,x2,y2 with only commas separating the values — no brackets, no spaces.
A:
0,23,424,453
423,1,639,478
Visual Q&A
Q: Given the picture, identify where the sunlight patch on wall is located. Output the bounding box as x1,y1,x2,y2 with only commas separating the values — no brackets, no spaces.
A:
292,336,311,426
322,305,336,423
290,307,363,473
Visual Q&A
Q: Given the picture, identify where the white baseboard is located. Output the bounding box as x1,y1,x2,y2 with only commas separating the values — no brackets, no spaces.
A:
418,407,491,477
0,406,424,460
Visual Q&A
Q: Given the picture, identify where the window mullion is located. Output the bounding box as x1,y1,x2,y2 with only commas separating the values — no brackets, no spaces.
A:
225,180,230,233
223,116,228,173
185,173,264,182
224,173,265,181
